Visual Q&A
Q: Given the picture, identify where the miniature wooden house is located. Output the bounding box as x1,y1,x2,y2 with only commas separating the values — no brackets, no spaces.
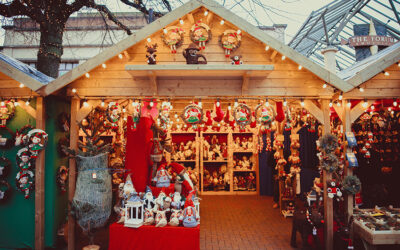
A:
124,195,144,228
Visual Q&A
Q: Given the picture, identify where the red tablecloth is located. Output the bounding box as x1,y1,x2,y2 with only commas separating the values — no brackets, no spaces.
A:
109,223,200,250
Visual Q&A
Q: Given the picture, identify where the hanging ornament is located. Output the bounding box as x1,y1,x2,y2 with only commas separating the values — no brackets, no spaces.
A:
162,26,184,53
159,101,171,131
233,103,251,131
26,129,48,159
56,165,69,193
182,104,203,130
220,29,241,57
326,181,342,200
0,126,15,150
105,102,121,131
0,156,11,178
16,148,32,171
255,104,275,124
0,100,15,127
16,170,34,199
131,102,141,130
190,21,211,50
0,180,10,201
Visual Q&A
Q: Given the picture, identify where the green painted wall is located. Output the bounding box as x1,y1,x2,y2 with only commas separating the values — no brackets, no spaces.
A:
0,97,70,248
0,101,36,249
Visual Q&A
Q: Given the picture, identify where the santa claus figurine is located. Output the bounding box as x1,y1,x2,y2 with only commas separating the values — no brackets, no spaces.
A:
155,164,171,188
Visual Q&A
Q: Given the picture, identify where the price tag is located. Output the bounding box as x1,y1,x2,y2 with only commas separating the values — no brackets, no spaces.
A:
92,172,97,179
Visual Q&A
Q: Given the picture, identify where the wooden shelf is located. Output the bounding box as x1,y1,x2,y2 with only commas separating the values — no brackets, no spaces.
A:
175,160,196,163
233,191,257,195
202,131,229,134
233,170,256,172
203,160,228,163
201,191,232,195
233,150,254,153
170,131,197,134
125,64,274,79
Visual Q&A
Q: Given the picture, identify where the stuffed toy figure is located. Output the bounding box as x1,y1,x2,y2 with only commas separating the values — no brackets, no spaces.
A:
143,208,155,225
17,148,32,171
182,194,199,228
155,164,171,188
155,210,167,227
230,55,243,65
169,209,182,226
153,191,166,212
171,192,183,210
143,186,155,209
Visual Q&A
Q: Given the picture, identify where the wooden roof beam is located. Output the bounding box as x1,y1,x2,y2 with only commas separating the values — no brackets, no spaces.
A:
77,100,102,122
350,99,375,124
206,12,214,25
303,99,324,125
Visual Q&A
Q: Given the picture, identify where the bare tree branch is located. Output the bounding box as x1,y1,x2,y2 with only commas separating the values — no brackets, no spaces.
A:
0,0,44,22
120,0,164,18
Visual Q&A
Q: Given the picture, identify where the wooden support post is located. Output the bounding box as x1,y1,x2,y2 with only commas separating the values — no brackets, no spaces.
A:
321,99,333,250
350,100,375,124
35,97,45,250
343,100,353,219
303,100,324,125
270,50,278,60
68,98,80,250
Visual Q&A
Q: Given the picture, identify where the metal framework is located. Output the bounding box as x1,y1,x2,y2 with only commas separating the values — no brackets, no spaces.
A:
288,0,400,70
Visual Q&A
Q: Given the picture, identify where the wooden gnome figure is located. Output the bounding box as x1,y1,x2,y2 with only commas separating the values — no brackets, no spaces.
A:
231,55,243,65
183,43,207,64
155,164,171,188
182,193,199,228
146,43,158,64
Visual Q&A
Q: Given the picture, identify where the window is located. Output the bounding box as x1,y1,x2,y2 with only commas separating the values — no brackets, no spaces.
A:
22,61,79,76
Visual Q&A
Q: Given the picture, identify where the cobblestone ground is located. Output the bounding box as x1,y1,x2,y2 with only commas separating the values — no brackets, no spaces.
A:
199,195,299,250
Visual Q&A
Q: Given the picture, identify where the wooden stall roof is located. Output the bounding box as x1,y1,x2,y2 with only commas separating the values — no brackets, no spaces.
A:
0,53,53,97
39,0,353,97
340,42,400,98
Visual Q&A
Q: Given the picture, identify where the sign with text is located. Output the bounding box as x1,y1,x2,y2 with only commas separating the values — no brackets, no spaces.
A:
345,132,357,148
346,152,359,168
341,36,397,47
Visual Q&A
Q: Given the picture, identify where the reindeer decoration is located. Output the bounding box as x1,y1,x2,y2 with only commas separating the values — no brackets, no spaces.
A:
146,43,158,65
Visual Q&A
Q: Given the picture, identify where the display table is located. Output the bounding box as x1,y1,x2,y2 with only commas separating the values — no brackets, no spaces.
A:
109,223,200,250
353,220,400,250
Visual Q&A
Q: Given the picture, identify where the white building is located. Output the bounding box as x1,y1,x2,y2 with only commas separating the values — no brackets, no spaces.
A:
1,12,286,76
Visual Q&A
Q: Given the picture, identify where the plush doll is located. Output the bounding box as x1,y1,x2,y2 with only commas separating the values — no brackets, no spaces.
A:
182,194,198,228
17,148,32,171
123,174,136,201
155,210,167,227
247,173,256,190
155,164,171,188
171,192,183,210
143,208,155,225
153,191,166,212
163,196,172,212
242,156,251,170
169,209,182,226
146,43,158,64
230,55,243,65
16,170,34,199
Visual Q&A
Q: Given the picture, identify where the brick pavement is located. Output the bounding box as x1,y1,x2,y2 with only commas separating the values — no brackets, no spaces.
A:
199,195,299,250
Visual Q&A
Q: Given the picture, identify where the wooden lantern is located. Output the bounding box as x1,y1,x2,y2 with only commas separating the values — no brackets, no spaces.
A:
124,196,144,228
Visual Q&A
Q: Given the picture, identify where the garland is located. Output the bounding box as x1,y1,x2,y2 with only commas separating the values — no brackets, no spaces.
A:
342,175,362,195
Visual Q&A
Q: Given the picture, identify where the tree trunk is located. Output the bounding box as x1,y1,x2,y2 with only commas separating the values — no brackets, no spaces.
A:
37,21,65,78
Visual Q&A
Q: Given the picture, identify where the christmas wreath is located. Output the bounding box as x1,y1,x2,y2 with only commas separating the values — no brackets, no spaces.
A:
319,134,338,154
0,180,11,201
0,126,15,150
182,104,203,126
26,129,48,159
0,100,15,128
0,156,11,178
162,26,184,53
190,21,212,50
15,125,34,146
15,170,34,199
342,175,361,195
57,136,70,157
219,29,242,57
255,104,275,124
321,153,339,173
234,103,251,127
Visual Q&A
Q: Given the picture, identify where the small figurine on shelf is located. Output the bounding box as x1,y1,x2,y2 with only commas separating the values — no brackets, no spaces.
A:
234,137,241,151
171,192,183,210
241,137,248,150
155,164,171,188
169,209,182,226
146,43,158,64
155,210,168,227
153,191,166,212
143,186,155,209
242,156,251,170
247,137,254,151
231,55,243,65
143,208,155,225
221,142,228,158
182,194,199,227
233,176,239,190
247,173,256,190
182,43,207,64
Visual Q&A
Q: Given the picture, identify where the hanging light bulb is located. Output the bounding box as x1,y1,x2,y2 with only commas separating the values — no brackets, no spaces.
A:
176,118,180,122
298,65,303,70
149,99,154,107
234,98,238,107
237,30,241,34
323,83,327,88
72,88,77,93
216,98,220,107
300,99,305,107
118,53,123,59
265,45,270,51
101,99,105,107
220,19,224,25
398,62,400,67
371,104,375,110
329,101,333,107
283,98,287,107
383,71,390,76
391,110,395,115
179,19,184,25
264,98,269,107
393,98,397,107
146,38,151,43
85,73,90,78
25,98,30,106
19,83,24,88
122,107,126,113
228,104,231,110
347,101,351,108
0,100,4,106
362,99,368,108
174,113,178,118
204,10,208,16
163,28,167,34
336,101,341,107
339,92,343,100
388,107,392,112
359,86,364,92
83,99,89,107
281,55,286,60
102,63,107,69
123,117,127,121
14,101,19,106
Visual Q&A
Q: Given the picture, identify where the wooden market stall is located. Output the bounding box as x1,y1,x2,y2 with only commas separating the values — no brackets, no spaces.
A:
0,52,54,249
37,0,383,249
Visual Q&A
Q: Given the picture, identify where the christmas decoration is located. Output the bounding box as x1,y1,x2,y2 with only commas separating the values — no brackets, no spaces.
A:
0,156,11,178
169,208,182,226
57,112,70,132
182,104,203,129
190,21,211,50
105,102,120,131
0,180,10,201
182,193,199,227
155,164,171,188
233,103,251,130
326,181,342,199
155,210,167,227
220,29,242,57
145,43,158,64
162,26,184,53
15,125,34,146
0,100,15,127
182,43,207,64
26,129,48,159
16,148,32,171
0,126,15,150
16,170,34,199
255,104,275,124
131,101,141,130
342,175,362,195
56,165,69,193
230,55,243,65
